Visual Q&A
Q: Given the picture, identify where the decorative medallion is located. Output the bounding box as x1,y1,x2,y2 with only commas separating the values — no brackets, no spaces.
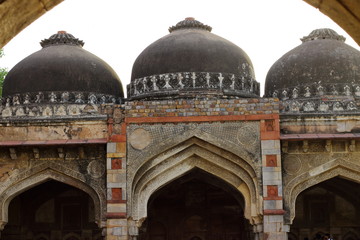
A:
129,128,152,150
237,126,257,146
87,160,105,178
283,155,302,175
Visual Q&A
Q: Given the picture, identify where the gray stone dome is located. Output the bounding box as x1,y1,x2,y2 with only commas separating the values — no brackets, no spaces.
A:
128,18,259,100
2,31,124,104
265,28,360,99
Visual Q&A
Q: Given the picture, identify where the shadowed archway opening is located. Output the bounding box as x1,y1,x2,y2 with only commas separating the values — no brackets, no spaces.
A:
2,180,102,240
139,169,253,240
290,177,360,240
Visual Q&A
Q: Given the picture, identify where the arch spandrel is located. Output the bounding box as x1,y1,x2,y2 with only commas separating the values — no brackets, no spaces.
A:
128,136,262,225
127,122,261,185
0,163,105,228
283,158,360,224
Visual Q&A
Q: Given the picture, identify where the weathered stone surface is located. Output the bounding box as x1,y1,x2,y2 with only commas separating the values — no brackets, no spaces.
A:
128,128,151,150
0,0,63,48
0,120,107,141
0,144,107,226
282,138,360,225
304,0,360,46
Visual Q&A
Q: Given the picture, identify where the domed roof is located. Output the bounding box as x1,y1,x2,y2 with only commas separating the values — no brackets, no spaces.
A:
128,18,259,100
2,31,124,104
265,28,360,99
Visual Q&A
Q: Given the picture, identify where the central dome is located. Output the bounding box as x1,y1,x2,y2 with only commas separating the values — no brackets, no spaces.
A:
128,18,259,100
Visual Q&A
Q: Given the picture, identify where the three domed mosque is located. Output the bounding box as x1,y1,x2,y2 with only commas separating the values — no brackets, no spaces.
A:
2,18,360,113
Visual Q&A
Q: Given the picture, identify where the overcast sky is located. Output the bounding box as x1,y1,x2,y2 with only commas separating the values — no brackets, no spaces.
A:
0,0,359,96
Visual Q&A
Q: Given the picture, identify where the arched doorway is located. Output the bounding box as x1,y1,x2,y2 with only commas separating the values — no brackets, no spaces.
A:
1,180,102,240
290,177,360,240
139,169,253,240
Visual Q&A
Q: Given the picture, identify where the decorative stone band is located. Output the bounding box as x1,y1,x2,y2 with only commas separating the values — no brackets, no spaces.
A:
268,82,360,100
0,103,106,118
280,97,359,114
0,91,124,107
127,72,260,100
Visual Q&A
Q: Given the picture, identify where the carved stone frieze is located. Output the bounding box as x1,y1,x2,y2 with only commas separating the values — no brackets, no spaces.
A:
284,139,358,154
280,98,359,114
0,91,123,107
270,82,360,114
271,83,360,100
0,103,108,119
127,72,260,100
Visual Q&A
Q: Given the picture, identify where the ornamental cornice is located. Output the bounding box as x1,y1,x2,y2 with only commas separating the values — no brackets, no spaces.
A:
127,72,260,100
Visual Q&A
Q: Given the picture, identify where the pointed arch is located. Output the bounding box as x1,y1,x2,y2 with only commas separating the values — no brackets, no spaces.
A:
343,231,359,240
0,165,104,228
129,137,262,225
34,233,50,240
284,158,360,223
62,232,81,240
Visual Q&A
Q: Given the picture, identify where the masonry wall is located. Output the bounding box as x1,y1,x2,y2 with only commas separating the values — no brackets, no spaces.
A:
125,98,279,118
113,98,286,240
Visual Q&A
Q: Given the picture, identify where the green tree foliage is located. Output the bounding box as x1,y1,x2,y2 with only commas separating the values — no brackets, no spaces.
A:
0,49,8,97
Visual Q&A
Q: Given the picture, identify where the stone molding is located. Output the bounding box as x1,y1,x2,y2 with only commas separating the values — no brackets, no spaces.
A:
270,82,360,100
268,82,360,114
280,98,358,114
0,93,124,118
127,72,260,99
1,91,123,106
0,104,106,119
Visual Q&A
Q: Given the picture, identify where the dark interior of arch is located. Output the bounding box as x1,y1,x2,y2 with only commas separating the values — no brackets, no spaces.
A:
2,180,102,240
290,177,360,240
139,168,253,240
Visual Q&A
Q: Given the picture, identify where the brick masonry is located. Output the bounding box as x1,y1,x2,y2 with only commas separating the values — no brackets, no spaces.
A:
125,98,279,118
105,98,283,239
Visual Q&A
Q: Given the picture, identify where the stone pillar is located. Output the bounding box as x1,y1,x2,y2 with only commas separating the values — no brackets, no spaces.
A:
0,221,6,239
260,118,288,240
106,121,128,240
128,219,139,240
253,223,264,240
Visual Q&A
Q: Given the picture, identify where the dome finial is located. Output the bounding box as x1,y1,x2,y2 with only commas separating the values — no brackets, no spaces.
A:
40,31,85,48
168,18,212,33
301,28,346,42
